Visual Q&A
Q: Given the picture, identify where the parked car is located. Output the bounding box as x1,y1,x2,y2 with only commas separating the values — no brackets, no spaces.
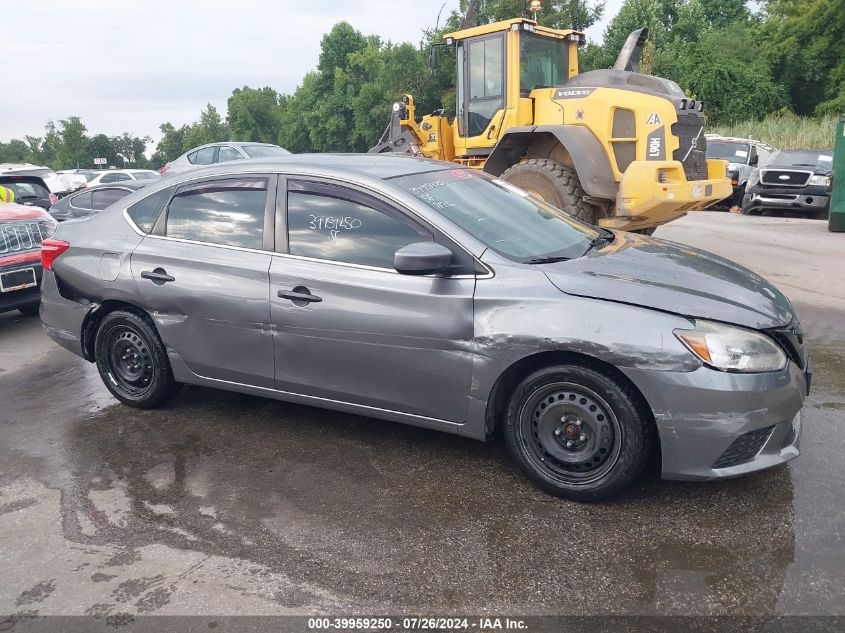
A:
0,174,56,209
85,169,161,187
0,163,81,196
742,149,834,218
159,142,290,176
49,181,148,222
39,155,808,501
0,203,57,316
705,135,776,207
57,169,101,187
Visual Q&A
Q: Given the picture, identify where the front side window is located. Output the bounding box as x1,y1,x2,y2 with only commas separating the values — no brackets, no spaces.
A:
243,145,290,158
391,169,598,262
165,178,267,249
100,172,121,183
127,186,174,233
190,147,216,165
287,183,429,268
217,146,243,162
520,32,569,95
92,188,129,210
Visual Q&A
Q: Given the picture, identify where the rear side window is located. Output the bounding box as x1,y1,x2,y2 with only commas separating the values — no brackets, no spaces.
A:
127,187,174,233
188,147,215,165
70,191,93,210
92,188,130,210
100,172,121,183
165,178,267,249
287,183,429,268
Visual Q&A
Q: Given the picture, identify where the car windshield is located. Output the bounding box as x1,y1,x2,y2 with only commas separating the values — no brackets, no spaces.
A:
770,150,833,169
391,169,599,262
706,141,751,163
242,145,290,158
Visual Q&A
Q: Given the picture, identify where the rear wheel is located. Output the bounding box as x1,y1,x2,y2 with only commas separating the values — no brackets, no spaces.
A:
500,159,598,224
503,363,652,501
94,309,179,408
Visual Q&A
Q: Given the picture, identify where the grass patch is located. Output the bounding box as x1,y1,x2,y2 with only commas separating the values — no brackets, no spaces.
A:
710,112,839,150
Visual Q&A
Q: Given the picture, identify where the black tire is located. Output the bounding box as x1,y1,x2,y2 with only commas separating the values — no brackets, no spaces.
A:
500,159,598,224
503,363,653,502
18,303,39,317
94,309,179,408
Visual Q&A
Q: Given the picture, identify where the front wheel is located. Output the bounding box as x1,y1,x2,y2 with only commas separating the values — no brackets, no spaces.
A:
500,159,598,224
503,363,653,501
94,309,179,408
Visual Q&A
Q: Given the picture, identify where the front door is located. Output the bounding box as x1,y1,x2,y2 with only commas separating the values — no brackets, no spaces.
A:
130,175,276,387
269,180,476,422
457,33,506,146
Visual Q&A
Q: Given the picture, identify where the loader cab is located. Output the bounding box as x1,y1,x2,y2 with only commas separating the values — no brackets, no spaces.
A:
447,19,584,160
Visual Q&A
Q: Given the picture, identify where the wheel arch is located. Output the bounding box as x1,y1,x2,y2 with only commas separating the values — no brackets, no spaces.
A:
484,125,618,200
484,350,657,443
81,299,155,362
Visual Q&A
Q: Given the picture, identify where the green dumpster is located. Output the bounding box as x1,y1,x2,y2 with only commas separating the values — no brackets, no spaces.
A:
830,115,845,232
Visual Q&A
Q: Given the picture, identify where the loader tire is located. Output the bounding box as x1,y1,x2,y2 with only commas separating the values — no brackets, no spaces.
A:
500,159,598,224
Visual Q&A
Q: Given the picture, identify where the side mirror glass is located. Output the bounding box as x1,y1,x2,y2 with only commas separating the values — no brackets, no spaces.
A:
749,154,759,166
394,242,453,276
428,46,439,74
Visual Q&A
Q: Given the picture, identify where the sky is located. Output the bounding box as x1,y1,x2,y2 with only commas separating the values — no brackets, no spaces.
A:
1,0,623,150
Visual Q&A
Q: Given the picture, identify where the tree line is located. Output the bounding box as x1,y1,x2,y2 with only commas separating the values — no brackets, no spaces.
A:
1,0,840,170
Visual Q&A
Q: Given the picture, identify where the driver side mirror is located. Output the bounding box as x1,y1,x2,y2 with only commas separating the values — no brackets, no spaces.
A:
394,242,453,276
749,154,759,166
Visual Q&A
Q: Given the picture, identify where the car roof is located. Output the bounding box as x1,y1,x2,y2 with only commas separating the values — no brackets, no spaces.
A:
0,174,50,188
168,153,465,181
705,135,776,151
776,148,832,155
79,181,148,191
186,141,281,151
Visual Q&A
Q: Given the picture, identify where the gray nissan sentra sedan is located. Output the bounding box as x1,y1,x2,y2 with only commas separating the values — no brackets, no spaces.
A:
39,155,809,501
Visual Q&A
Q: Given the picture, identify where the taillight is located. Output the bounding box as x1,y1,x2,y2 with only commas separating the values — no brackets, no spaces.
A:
49,193,59,205
41,239,70,270
159,165,169,175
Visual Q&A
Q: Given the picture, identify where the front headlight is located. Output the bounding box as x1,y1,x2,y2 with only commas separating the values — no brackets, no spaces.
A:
808,174,831,187
673,320,787,372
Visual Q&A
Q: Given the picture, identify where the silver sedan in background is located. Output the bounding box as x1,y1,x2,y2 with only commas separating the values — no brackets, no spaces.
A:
159,141,290,177
39,155,808,501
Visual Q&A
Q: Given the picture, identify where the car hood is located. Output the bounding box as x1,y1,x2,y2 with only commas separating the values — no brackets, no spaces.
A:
542,232,793,329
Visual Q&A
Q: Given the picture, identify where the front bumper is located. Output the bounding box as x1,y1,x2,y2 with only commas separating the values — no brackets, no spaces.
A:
622,361,807,480
0,261,43,314
744,190,829,213
605,159,732,230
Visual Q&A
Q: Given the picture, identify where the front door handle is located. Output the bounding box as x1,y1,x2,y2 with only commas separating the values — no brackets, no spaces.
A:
140,268,175,284
278,287,322,305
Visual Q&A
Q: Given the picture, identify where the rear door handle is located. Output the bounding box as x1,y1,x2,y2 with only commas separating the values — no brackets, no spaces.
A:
277,288,322,304
141,269,175,283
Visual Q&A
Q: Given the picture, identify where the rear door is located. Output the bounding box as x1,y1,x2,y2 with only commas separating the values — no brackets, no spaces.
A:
130,175,277,387
269,179,476,421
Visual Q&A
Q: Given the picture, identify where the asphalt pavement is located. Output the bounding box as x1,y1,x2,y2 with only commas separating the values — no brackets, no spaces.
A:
1,212,843,622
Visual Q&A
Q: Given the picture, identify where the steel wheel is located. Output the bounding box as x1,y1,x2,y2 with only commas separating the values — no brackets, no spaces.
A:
94,309,179,408
520,382,622,485
103,325,155,398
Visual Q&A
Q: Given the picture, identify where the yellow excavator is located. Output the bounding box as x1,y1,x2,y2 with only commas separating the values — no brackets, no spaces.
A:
370,14,730,233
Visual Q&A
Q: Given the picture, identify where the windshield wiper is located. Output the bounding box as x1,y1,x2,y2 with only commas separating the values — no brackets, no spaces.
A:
523,255,572,265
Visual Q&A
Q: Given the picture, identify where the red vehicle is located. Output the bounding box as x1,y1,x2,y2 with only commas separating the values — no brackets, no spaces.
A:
0,203,57,316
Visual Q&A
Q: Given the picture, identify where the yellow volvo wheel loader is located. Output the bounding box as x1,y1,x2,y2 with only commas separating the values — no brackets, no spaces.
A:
370,18,731,232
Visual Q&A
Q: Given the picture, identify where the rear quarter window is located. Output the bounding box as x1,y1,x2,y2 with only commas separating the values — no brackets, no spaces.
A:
126,187,174,233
